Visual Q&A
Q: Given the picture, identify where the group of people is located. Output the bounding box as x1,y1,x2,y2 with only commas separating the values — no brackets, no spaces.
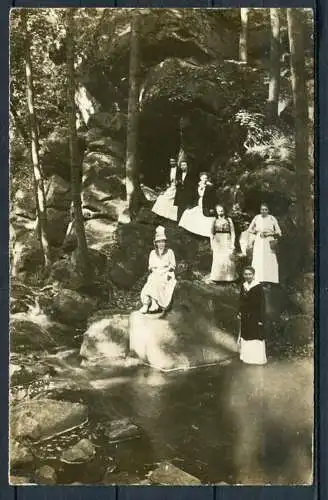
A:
139,157,283,366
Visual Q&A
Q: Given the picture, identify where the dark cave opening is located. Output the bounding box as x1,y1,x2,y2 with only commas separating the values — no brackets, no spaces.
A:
138,105,181,189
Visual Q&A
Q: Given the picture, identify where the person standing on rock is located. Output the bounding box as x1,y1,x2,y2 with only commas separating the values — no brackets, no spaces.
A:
139,226,177,314
238,266,267,365
174,160,197,222
209,204,237,282
178,172,216,237
152,157,178,221
247,203,282,283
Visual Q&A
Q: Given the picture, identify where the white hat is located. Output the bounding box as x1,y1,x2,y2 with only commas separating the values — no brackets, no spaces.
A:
154,225,167,242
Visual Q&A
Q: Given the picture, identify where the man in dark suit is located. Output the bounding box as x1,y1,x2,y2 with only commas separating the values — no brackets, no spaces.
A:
201,173,217,217
174,161,197,222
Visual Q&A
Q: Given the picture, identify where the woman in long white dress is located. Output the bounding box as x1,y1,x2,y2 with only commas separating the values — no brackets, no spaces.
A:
209,204,237,282
151,158,178,221
247,203,282,284
238,266,267,365
140,226,177,314
178,172,215,237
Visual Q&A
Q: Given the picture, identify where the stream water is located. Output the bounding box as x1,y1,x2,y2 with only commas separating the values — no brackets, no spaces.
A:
16,348,313,485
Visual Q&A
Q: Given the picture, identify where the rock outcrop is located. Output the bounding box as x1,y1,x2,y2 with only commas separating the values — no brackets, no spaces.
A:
129,280,239,371
10,399,88,443
80,314,129,365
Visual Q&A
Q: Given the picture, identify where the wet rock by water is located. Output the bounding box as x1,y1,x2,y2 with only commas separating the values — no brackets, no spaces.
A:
129,280,240,371
61,438,96,464
10,475,35,485
80,314,129,365
10,316,57,353
35,465,57,484
10,440,34,468
102,418,141,443
11,399,88,443
148,461,201,485
51,288,96,325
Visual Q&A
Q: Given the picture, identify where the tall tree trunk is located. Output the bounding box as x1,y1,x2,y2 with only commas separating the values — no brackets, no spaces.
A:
239,8,249,63
125,10,141,222
66,9,91,281
268,8,281,118
22,12,50,268
287,8,313,270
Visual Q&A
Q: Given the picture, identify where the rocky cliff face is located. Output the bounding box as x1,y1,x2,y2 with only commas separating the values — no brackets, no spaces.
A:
11,9,302,282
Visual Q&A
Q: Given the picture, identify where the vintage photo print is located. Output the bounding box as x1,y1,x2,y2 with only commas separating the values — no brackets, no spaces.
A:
9,7,314,485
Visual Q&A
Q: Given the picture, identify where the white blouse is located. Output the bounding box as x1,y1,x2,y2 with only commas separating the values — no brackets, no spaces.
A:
148,248,176,273
248,214,282,236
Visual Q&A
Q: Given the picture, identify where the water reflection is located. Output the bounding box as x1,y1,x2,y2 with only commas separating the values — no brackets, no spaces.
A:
35,356,313,484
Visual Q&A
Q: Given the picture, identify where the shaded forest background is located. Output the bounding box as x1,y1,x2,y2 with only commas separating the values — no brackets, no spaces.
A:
10,7,314,345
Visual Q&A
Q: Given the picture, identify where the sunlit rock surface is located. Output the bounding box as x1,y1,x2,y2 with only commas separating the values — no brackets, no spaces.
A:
148,461,201,485
129,280,239,371
80,315,129,365
10,399,88,443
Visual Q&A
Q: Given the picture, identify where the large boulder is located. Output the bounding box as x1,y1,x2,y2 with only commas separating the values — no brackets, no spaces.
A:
148,462,201,486
84,218,117,253
10,234,43,277
50,288,97,325
34,465,57,485
46,208,70,247
10,399,88,443
10,440,34,468
40,126,85,181
82,190,127,220
99,417,141,443
10,316,57,353
60,438,96,464
129,280,239,371
82,151,124,181
80,314,129,365
46,249,108,294
87,137,125,158
12,188,36,220
109,223,154,288
45,175,71,211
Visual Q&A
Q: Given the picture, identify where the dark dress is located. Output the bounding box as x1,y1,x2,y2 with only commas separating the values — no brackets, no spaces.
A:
202,183,217,217
240,283,265,341
174,170,197,221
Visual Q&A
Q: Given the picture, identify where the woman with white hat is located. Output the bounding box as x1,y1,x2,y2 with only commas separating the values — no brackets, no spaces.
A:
139,226,177,314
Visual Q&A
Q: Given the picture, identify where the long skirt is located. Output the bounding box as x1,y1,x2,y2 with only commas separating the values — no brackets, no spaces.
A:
179,206,215,238
240,338,267,365
140,271,176,309
252,235,279,283
152,185,178,221
210,232,237,281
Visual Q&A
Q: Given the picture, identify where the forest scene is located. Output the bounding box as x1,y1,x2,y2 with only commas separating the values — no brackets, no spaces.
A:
9,8,314,486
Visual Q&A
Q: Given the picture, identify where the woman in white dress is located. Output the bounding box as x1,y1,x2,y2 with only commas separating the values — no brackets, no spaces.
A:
248,203,282,284
209,205,237,282
238,266,267,365
140,226,177,314
178,172,215,237
151,158,178,221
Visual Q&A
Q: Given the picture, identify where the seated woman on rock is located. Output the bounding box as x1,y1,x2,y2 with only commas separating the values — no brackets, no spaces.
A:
139,226,177,314
178,172,216,237
238,266,267,365
152,157,178,221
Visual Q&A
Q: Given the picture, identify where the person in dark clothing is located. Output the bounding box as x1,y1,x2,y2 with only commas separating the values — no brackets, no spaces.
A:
202,175,217,217
174,160,197,222
238,266,267,365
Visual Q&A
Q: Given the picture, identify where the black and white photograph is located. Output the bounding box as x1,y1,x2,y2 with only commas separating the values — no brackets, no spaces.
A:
9,7,314,486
